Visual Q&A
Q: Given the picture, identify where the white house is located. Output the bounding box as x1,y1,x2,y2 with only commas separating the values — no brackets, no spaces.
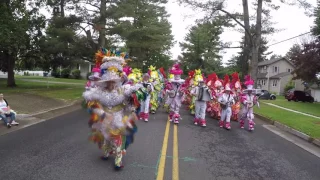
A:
310,84,320,102
256,57,304,95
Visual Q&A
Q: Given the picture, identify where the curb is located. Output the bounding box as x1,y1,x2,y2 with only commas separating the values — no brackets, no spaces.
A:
15,99,82,120
254,113,320,148
29,99,82,117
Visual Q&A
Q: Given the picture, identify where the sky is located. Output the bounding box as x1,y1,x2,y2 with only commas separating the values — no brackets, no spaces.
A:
165,0,317,65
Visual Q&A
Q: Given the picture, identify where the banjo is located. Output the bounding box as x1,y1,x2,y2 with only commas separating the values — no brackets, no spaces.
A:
220,94,232,109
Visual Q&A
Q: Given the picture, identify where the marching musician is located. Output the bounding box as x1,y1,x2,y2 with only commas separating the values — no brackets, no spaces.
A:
239,75,259,131
139,73,153,122
192,80,213,127
218,75,235,130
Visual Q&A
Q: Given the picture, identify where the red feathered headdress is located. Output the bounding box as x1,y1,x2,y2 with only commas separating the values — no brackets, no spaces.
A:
231,72,241,90
223,75,231,91
159,67,167,79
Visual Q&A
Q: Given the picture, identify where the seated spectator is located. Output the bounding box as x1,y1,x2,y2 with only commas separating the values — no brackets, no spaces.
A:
0,94,19,128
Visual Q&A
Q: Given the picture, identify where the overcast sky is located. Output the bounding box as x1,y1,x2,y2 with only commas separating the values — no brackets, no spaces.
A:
165,0,317,65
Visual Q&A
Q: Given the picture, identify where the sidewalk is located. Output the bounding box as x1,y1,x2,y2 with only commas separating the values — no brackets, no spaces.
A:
0,93,82,135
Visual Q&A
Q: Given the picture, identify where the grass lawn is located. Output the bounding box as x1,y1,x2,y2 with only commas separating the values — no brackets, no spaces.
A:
261,96,320,117
15,75,87,84
0,78,84,101
254,103,320,139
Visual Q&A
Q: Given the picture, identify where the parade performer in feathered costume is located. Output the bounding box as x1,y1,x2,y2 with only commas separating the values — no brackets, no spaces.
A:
218,75,235,130
189,69,203,115
139,73,153,122
166,63,185,124
85,67,101,91
239,75,259,131
191,79,213,127
182,70,195,105
128,68,142,84
231,72,242,121
207,73,223,119
148,65,162,114
83,48,143,170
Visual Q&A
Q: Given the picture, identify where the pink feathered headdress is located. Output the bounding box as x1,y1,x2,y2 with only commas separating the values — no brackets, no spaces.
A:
244,75,254,90
123,66,132,76
92,67,100,73
169,63,183,75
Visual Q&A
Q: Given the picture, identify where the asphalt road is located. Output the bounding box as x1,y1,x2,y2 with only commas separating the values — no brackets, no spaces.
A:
0,107,320,180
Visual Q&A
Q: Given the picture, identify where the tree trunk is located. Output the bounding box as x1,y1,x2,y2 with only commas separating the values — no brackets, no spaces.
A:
98,0,106,48
242,0,251,76
250,0,263,86
6,52,16,87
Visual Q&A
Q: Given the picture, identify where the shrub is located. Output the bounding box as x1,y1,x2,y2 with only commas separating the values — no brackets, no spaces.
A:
71,69,81,79
285,80,295,93
51,69,61,78
61,68,71,78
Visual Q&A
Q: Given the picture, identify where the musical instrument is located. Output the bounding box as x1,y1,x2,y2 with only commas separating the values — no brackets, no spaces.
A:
197,86,213,101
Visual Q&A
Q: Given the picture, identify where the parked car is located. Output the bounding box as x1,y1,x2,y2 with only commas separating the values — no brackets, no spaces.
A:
257,90,276,100
242,89,276,100
285,90,314,103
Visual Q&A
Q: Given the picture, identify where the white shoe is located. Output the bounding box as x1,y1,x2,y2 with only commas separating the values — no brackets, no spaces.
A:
11,121,19,125
144,119,148,122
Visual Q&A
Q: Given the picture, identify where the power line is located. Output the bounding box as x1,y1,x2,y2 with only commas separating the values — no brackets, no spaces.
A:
267,31,312,47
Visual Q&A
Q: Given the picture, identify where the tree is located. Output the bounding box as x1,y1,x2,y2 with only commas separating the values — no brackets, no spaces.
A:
178,0,312,85
312,0,320,35
0,1,32,87
285,44,302,61
107,0,174,70
291,37,320,85
179,19,225,75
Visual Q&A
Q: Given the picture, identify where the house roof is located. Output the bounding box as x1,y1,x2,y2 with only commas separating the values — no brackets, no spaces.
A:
257,73,267,78
269,72,292,79
258,57,294,66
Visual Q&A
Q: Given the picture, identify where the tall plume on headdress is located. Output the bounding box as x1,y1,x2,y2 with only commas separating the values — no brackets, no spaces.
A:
206,72,218,84
169,63,183,75
223,74,230,87
231,72,240,89
244,75,254,86
158,67,167,79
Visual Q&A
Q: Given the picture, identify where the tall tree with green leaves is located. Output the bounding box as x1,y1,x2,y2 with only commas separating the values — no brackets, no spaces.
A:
179,20,225,75
178,0,312,84
107,0,174,71
0,1,37,87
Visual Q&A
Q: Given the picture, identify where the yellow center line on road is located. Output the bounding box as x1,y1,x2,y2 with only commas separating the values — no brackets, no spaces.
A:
156,119,170,180
172,124,179,180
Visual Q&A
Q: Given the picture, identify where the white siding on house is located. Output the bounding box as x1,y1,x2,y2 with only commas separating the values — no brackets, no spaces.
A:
311,89,320,102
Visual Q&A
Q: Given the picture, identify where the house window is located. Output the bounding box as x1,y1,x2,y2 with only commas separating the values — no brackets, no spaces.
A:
287,68,291,72
272,80,278,87
274,66,278,73
260,79,265,86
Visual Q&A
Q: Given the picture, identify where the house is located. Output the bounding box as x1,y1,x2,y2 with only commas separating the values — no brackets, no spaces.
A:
310,84,320,102
256,57,304,95
73,60,95,79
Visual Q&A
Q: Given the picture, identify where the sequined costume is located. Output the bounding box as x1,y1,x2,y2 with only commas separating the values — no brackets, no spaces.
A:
167,64,185,124
239,75,260,131
192,80,213,127
206,73,223,120
149,65,162,114
139,74,153,122
231,72,242,121
218,75,234,130
83,49,143,170
189,69,204,115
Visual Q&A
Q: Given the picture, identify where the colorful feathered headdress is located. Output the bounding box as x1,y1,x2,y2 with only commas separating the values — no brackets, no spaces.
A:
231,72,241,90
169,63,183,75
244,75,254,90
223,74,231,91
123,66,132,76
